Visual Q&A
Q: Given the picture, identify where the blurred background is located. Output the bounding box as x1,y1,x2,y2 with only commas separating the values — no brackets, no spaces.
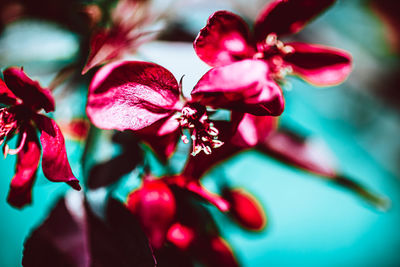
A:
0,0,399,266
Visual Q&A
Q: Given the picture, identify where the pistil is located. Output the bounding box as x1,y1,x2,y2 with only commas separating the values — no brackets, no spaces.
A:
255,33,294,80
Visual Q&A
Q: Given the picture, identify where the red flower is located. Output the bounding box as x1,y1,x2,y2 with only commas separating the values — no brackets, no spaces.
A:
194,0,352,86
0,67,80,208
86,60,284,157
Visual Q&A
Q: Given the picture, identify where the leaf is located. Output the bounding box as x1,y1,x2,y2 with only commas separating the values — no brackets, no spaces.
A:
23,196,155,267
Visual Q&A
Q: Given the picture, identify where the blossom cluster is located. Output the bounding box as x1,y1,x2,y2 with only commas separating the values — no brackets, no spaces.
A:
0,0,389,266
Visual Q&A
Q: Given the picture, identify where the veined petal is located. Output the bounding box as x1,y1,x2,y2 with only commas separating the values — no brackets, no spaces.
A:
254,0,336,41
231,112,278,148
87,61,181,131
191,59,284,116
0,78,18,105
3,67,55,112
7,126,40,208
194,11,255,67
284,42,352,86
34,115,81,190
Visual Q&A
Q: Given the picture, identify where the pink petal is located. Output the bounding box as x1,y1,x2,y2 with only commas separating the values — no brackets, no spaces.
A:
7,126,40,208
3,67,55,112
34,115,81,190
259,129,337,178
0,78,18,105
194,11,255,67
191,59,284,116
231,112,278,148
136,116,180,162
87,61,181,131
284,42,352,86
82,28,127,74
254,0,336,42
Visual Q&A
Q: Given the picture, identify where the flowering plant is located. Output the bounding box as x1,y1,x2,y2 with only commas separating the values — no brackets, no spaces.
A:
0,0,394,266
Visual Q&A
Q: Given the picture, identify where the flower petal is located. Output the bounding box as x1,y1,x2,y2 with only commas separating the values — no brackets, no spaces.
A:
87,61,181,131
82,28,126,74
254,0,336,41
0,78,18,105
7,126,40,208
194,11,255,67
191,59,284,116
284,42,352,86
136,116,180,162
34,115,81,190
259,129,337,178
231,112,278,148
3,67,55,112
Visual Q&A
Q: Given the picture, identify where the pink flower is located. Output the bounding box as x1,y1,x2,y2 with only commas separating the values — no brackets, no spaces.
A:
0,67,80,208
86,60,284,158
194,0,352,86
82,0,157,74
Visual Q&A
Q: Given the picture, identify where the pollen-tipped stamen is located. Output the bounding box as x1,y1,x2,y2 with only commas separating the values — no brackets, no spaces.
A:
0,108,18,145
175,104,224,156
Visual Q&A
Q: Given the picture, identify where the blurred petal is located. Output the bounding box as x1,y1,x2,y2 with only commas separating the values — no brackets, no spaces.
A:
254,0,336,41
87,61,181,131
7,126,40,208
35,115,80,190
259,129,337,177
136,116,180,162
223,188,266,231
284,42,352,86
231,112,278,148
194,10,255,67
82,28,126,74
3,67,55,112
191,59,284,116
0,78,18,105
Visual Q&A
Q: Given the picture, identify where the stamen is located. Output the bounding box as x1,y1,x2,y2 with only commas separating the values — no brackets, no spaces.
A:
175,104,224,156
265,33,277,46
4,130,27,157
0,108,18,144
